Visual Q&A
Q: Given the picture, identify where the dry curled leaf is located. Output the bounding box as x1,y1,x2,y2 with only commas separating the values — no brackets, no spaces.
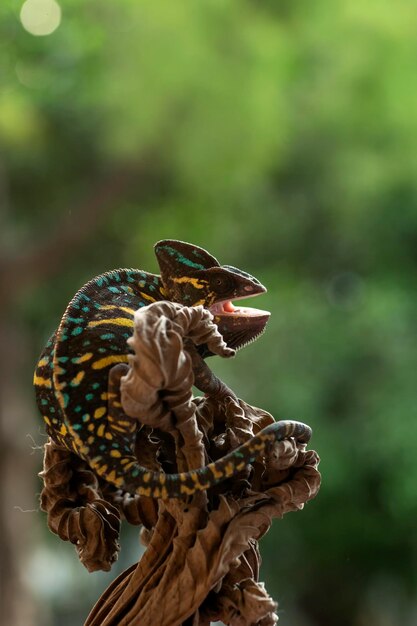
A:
38,301,321,623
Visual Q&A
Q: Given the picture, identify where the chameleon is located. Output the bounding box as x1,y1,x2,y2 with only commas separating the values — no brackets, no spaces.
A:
34,239,312,499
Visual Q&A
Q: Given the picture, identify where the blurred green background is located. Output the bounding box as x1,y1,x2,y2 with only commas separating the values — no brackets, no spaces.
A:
1,0,416,624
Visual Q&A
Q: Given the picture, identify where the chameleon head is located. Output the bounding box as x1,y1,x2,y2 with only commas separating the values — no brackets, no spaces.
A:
154,239,270,354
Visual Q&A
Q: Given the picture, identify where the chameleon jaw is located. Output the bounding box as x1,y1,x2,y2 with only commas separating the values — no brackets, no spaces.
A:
209,294,271,352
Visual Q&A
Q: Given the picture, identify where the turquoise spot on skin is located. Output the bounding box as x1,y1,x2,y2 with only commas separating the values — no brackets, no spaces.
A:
100,333,115,340
86,393,94,401
71,327,83,336
41,399,48,406
113,272,121,282
96,278,104,287
82,414,90,422
139,280,146,287
92,383,100,390
58,356,69,363
82,306,90,312
79,293,90,302
127,275,135,283
63,394,70,408
50,407,55,414
99,445,107,452
83,340,91,346
74,406,82,413
108,286,121,294
149,284,155,292
162,245,205,270
131,468,139,477
111,442,120,448
98,347,107,353
60,334,69,341
94,303,101,309
67,317,84,324
72,424,82,431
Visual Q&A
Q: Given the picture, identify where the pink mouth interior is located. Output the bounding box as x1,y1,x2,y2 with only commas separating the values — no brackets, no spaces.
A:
210,299,270,318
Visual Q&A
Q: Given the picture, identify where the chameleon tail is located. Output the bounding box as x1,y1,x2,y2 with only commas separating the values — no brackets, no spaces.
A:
117,419,312,499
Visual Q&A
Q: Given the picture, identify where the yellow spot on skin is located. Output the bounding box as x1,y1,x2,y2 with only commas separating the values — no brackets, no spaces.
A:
43,415,51,426
106,470,117,483
160,287,168,297
97,424,105,437
88,317,134,329
70,370,85,386
38,357,49,367
120,458,136,469
94,406,106,419
139,487,151,497
111,425,128,434
190,473,210,490
87,423,95,432
224,462,235,478
111,421,136,433
87,436,95,445
101,305,136,315
33,375,52,388
179,473,187,482
101,392,116,401
236,461,246,471
59,424,68,436
159,474,166,485
152,487,161,498
104,432,113,440
72,352,93,364
139,292,156,303
113,401,122,408
92,355,129,370
172,276,208,289
142,473,151,483
110,449,121,458
209,463,224,480
180,484,196,496
159,487,168,499
96,464,108,476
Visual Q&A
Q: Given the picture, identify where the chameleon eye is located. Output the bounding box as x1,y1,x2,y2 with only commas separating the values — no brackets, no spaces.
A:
211,273,233,294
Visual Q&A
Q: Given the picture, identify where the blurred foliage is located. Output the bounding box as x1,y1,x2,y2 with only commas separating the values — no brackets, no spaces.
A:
1,0,416,624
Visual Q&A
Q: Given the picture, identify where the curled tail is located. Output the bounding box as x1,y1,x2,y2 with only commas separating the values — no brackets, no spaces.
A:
117,419,312,499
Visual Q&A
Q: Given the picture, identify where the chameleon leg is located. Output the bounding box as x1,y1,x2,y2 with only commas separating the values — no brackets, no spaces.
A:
186,342,237,402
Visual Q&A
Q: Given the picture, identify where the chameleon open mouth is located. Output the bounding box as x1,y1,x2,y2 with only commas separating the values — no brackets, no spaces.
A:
209,294,271,351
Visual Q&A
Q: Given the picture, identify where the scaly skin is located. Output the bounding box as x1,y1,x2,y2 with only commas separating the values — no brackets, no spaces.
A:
34,240,311,499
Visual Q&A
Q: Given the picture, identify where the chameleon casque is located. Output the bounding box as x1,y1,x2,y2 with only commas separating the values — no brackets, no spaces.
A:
34,240,311,499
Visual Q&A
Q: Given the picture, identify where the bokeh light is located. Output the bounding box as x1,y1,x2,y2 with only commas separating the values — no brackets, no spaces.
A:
20,0,61,37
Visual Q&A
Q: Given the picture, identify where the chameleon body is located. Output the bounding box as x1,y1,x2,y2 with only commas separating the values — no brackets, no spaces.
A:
34,240,311,499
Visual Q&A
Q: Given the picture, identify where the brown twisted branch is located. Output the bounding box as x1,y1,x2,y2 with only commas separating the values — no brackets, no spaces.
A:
38,301,321,624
